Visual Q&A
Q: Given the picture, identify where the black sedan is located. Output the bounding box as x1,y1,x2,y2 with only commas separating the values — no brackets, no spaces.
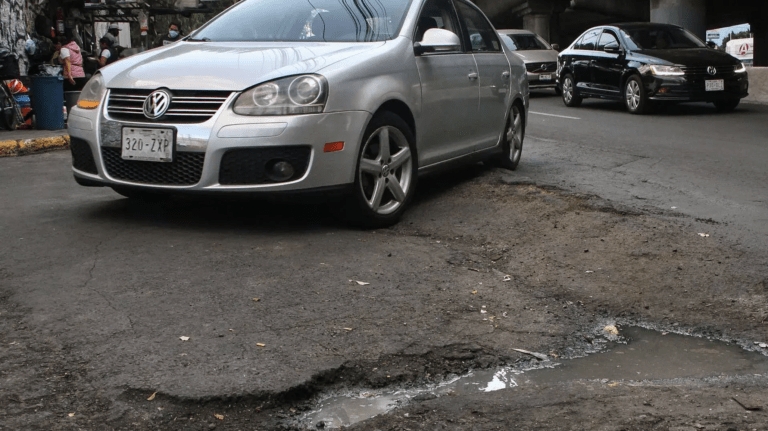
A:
557,23,749,114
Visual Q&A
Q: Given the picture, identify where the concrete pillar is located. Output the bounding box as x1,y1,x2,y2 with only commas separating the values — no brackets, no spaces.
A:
752,6,768,67
523,13,550,41
650,0,706,40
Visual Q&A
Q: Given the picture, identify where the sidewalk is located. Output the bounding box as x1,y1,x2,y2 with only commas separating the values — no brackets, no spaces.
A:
0,128,69,157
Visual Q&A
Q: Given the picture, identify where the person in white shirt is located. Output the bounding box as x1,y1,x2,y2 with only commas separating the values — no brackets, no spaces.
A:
98,37,117,68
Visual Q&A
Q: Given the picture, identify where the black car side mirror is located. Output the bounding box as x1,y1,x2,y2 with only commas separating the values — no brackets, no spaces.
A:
706,41,719,50
604,42,623,54
551,43,560,51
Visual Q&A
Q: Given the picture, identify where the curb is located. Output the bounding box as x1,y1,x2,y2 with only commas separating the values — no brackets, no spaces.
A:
0,135,70,157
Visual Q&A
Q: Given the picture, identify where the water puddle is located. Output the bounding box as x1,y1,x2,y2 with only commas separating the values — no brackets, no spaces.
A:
300,326,768,429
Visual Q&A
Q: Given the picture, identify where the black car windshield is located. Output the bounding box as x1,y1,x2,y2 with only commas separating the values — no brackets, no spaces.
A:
189,0,412,42
620,26,706,50
499,33,551,51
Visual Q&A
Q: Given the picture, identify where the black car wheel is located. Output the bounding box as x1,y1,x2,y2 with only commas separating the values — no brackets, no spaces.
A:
561,74,582,107
714,99,740,112
624,75,649,114
347,111,417,228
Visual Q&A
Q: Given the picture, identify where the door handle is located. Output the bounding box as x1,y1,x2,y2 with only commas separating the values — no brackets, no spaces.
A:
468,72,478,80
502,71,510,79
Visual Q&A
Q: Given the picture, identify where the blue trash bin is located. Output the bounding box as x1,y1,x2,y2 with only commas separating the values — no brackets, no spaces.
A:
30,76,64,130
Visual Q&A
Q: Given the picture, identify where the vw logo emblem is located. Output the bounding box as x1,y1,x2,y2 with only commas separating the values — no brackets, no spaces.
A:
143,90,172,119
707,66,717,76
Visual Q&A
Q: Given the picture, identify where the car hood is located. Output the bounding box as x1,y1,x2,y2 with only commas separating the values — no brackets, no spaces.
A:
510,49,558,63
632,48,740,67
100,41,385,91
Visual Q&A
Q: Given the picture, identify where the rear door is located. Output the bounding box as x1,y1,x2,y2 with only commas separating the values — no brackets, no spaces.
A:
454,0,509,150
571,28,601,91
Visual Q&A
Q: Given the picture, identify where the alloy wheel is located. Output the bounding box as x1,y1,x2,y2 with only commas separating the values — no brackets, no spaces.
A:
507,105,523,165
358,125,413,216
563,78,573,103
626,80,641,111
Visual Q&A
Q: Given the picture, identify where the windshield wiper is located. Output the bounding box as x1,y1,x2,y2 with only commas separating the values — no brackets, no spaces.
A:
187,37,211,42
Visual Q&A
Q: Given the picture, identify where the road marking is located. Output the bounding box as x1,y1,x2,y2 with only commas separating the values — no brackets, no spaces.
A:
530,111,581,120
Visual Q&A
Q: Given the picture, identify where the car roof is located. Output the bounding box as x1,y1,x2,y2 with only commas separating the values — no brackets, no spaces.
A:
496,29,536,36
608,22,684,30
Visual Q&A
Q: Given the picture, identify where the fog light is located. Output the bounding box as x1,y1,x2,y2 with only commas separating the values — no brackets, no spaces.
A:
266,160,295,182
658,87,669,94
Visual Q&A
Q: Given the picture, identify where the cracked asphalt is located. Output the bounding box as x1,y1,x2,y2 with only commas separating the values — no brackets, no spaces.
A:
1,96,768,430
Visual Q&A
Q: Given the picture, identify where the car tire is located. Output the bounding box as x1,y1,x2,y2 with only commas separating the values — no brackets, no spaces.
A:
495,102,525,171
347,111,417,228
561,74,582,107
624,75,649,114
714,99,740,112
111,186,166,203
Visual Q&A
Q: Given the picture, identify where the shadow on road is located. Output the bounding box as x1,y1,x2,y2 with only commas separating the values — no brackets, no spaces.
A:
77,165,492,232
563,98,762,117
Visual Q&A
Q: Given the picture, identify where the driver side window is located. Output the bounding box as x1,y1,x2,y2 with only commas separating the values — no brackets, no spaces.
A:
597,30,619,50
414,0,462,45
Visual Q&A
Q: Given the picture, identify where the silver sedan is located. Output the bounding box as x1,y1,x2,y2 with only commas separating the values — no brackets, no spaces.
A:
68,0,528,227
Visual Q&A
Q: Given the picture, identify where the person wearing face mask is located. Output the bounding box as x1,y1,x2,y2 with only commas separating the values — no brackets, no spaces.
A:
154,22,183,48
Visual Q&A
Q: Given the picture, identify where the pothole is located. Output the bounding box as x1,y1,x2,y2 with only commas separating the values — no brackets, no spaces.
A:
298,326,768,429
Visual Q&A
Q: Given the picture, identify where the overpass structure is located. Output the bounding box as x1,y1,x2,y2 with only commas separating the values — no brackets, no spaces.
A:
474,0,767,66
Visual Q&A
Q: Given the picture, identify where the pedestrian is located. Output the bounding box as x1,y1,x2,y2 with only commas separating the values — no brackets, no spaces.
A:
154,22,182,48
57,34,86,91
98,37,117,68
105,23,121,48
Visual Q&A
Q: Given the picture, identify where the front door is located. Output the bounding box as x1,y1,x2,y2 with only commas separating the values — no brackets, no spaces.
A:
414,0,480,166
591,29,625,96
454,0,510,150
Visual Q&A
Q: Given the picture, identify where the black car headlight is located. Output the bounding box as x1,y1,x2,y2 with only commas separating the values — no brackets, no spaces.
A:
734,63,747,73
234,75,328,116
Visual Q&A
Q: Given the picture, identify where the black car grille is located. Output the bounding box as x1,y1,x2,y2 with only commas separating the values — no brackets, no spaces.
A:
70,137,98,174
107,89,231,124
102,147,205,185
681,65,737,77
219,147,311,185
526,62,556,73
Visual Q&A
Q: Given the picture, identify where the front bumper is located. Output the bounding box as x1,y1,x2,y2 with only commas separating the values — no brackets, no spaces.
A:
67,96,371,194
526,72,557,89
643,72,749,102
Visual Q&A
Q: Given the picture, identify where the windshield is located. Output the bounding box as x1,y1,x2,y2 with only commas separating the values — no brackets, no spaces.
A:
190,0,412,42
620,26,706,50
499,33,551,51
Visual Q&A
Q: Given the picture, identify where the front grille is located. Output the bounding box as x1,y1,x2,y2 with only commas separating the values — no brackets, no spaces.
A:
70,137,98,174
219,147,311,185
681,65,736,77
102,147,205,185
107,89,231,124
526,62,556,73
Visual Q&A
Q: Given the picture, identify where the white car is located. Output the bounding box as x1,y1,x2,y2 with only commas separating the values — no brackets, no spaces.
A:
69,0,528,227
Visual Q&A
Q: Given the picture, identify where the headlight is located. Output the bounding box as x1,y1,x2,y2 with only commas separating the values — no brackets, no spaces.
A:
649,65,684,76
734,63,747,73
234,75,328,116
77,74,106,109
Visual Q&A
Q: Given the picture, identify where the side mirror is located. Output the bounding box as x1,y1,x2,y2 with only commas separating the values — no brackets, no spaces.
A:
551,43,560,51
604,42,622,54
706,41,718,50
414,28,461,55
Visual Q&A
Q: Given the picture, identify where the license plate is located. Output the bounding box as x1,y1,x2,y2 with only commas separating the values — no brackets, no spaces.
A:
539,74,552,81
121,128,173,162
705,79,724,91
